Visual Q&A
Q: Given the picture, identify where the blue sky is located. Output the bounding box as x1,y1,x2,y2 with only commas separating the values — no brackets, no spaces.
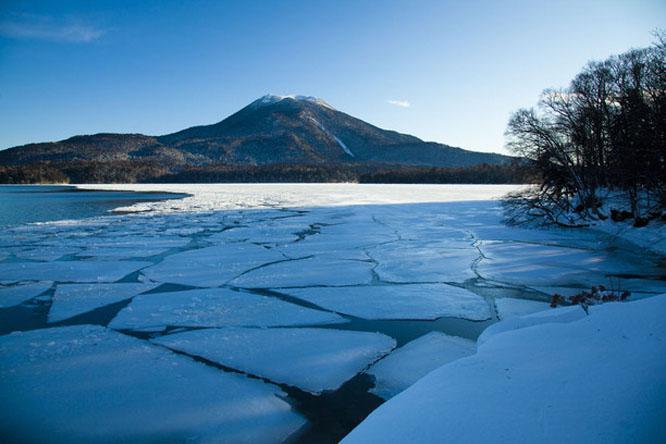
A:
1,0,664,153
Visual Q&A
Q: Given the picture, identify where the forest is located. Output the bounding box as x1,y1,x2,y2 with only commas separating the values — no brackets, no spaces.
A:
0,161,533,185
505,33,665,226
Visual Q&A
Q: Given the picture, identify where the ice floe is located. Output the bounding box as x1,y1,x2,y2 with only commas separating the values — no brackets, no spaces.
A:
229,256,374,288
366,332,476,399
369,241,478,283
0,325,305,443
0,282,52,308
75,247,171,259
48,282,160,323
109,288,346,330
0,261,152,284
153,327,396,394
13,246,82,261
282,284,491,320
142,243,287,287
477,241,656,287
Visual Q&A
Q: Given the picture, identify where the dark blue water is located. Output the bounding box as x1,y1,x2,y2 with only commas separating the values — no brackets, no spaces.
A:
0,185,186,227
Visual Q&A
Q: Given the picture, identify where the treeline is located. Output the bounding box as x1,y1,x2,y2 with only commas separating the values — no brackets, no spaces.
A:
506,32,665,226
0,160,533,184
0,161,173,184
359,162,534,184
0,164,69,184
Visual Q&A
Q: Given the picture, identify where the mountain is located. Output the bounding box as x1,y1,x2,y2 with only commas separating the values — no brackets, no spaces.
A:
0,95,510,168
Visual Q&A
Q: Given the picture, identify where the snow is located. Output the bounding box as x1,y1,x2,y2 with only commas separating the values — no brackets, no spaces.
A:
306,116,354,157
253,94,336,110
477,304,586,345
334,135,354,157
0,282,52,308
153,327,396,394
109,287,346,330
282,284,492,320
494,297,550,320
0,325,305,443
229,256,374,288
141,243,287,287
77,184,519,214
0,261,152,284
48,283,159,323
366,332,476,400
343,296,666,443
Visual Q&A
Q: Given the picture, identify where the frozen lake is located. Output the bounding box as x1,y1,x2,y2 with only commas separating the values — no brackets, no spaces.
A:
1,184,664,443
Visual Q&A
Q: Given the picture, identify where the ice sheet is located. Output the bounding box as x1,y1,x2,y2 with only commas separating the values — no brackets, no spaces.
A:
109,288,346,330
141,243,287,287
48,282,160,323
13,247,82,261
282,284,491,320
0,261,152,284
477,241,655,288
367,332,476,399
369,242,478,283
229,256,374,288
0,282,52,308
0,325,305,443
154,327,396,394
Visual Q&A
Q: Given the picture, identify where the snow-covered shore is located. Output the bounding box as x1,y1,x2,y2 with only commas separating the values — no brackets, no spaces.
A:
344,296,666,443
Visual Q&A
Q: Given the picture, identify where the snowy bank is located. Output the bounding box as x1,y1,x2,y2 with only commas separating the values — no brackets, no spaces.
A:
344,296,666,443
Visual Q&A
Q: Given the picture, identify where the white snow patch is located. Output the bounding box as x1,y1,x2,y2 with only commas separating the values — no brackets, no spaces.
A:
253,94,336,110
306,115,354,157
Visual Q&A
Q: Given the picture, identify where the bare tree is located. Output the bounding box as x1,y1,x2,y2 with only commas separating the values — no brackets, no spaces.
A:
505,33,665,226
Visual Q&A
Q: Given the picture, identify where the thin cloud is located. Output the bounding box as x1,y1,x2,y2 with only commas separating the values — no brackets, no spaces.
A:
0,15,104,43
387,99,411,108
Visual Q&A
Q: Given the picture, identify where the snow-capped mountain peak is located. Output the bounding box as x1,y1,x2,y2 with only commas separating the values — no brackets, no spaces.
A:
253,94,335,110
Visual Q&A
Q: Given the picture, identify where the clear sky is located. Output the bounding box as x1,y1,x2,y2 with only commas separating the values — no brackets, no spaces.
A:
1,0,664,153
